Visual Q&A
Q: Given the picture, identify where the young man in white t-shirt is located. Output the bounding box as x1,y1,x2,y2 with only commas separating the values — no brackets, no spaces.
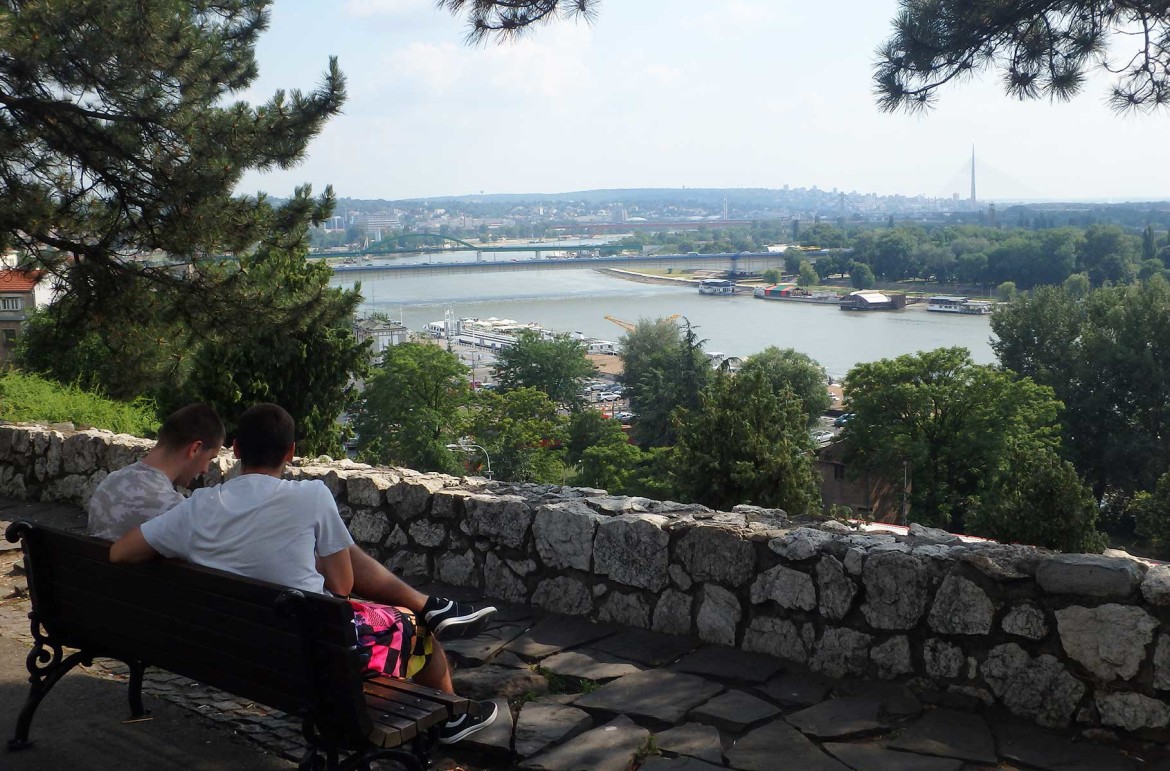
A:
111,403,497,744
90,404,496,640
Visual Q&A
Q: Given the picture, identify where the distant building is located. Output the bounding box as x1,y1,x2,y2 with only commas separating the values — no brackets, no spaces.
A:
816,441,905,523
354,317,409,358
0,269,53,365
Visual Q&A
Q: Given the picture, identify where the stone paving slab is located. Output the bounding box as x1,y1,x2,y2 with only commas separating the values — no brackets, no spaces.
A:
653,722,724,764
588,628,702,667
786,696,890,739
670,645,785,684
726,719,849,771
451,664,549,702
519,714,649,771
574,669,725,724
888,708,997,765
756,670,830,707
639,756,726,771
513,701,594,758
822,742,964,771
444,621,532,666
505,617,618,660
992,719,1140,771
687,689,780,733
461,697,514,755
539,648,644,681
833,680,922,718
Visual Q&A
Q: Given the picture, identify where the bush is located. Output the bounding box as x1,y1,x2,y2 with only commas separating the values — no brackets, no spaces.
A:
0,369,158,436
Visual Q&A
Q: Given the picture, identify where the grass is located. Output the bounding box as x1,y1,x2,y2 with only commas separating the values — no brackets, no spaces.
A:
0,369,158,436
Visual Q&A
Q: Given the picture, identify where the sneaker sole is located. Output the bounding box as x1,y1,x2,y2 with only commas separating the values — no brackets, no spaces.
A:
439,702,498,744
429,605,497,636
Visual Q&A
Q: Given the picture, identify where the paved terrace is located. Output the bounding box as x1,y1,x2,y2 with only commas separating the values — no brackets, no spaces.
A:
2,497,1168,771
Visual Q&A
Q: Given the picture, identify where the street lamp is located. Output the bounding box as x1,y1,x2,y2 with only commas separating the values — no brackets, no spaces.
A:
446,437,493,480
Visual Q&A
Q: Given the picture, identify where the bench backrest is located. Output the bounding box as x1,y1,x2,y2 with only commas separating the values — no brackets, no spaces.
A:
8,521,373,745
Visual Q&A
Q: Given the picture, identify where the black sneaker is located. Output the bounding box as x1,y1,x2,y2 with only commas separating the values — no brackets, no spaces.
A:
422,597,497,639
438,701,498,744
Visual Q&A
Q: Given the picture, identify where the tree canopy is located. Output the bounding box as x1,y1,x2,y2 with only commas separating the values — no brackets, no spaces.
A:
493,330,596,410
620,317,712,447
737,347,831,427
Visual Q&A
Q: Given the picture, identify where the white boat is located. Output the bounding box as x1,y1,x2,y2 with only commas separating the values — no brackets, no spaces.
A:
927,295,993,315
698,279,736,296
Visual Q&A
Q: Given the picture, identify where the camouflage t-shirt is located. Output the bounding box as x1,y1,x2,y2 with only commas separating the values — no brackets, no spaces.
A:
87,461,183,541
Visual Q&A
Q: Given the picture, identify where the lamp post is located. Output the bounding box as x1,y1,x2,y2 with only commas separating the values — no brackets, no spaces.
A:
446,438,493,480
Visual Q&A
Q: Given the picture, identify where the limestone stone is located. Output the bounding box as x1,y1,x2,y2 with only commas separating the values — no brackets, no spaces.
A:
923,639,964,679
756,671,830,707
430,488,472,519
346,474,394,507
431,549,474,587
1141,564,1170,606
982,643,1086,728
408,520,446,548
348,509,390,544
451,664,549,702
688,689,779,733
861,551,932,630
927,575,995,635
816,555,856,621
385,475,446,519
383,550,429,580
1001,602,1048,640
669,563,693,591
574,670,724,724
909,523,962,544
589,628,700,668
42,474,88,505
532,501,604,571
674,525,757,587
871,635,913,679
531,576,593,616
1036,554,1145,599
726,720,849,771
586,495,654,515
593,513,670,592
749,564,815,610
653,722,723,764
1156,635,1170,691
810,627,873,679
464,494,533,548
520,715,649,771
742,616,811,665
506,617,616,661
823,743,962,771
671,645,784,684
1095,691,1170,731
844,546,865,576
484,553,528,603
383,525,409,549
507,557,538,576
1055,604,1159,681
62,432,108,474
539,649,643,682
597,590,651,628
696,584,740,646
768,527,835,561
513,702,593,758
652,589,693,636
888,709,996,765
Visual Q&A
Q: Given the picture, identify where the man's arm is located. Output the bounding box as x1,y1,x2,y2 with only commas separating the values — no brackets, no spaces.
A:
110,526,161,564
318,548,354,597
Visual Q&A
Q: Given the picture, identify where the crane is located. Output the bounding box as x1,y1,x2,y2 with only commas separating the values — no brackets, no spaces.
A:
604,314,679,333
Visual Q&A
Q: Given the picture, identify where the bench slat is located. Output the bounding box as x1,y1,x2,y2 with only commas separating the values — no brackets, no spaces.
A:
364,690,448,729
365,676,472,717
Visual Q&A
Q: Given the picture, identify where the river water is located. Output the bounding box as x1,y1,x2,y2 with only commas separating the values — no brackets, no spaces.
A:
333,260,995,378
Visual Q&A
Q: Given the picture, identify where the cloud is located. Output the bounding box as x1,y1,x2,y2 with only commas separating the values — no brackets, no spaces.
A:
645,64,682,86
388,41,466,92
343,0,429,18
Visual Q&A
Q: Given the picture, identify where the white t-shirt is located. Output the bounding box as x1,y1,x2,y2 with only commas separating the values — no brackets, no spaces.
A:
140,474,354,595
88,461,183,541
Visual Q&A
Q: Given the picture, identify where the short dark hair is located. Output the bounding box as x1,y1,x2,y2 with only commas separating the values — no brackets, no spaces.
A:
235,403,295,469
157,404,225,451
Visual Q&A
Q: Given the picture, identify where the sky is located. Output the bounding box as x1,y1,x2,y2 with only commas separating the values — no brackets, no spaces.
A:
237,0,1170,203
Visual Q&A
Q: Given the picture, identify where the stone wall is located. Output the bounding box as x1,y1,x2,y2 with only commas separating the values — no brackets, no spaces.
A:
2,423,1168,739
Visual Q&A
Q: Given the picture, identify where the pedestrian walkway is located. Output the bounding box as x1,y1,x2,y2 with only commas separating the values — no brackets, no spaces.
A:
1,496,1166,770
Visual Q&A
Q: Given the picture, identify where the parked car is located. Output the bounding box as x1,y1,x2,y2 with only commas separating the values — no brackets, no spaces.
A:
598,392,621,402
834,413,854,427
812,430,835,444
616,411,637,423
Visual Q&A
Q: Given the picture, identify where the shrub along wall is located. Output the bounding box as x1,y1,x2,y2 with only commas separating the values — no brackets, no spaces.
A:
2,423,1168,740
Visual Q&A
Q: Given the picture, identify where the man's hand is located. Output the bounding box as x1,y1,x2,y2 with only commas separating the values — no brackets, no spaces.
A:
110,527,161,563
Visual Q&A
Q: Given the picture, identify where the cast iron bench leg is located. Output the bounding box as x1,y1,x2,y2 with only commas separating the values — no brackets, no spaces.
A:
8,640,92,751
127,660,148,718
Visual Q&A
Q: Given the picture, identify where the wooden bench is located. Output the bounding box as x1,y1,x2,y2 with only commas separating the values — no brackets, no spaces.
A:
5,520,477,770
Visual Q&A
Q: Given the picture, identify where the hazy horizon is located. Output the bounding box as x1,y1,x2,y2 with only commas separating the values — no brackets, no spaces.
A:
238,1,1170,203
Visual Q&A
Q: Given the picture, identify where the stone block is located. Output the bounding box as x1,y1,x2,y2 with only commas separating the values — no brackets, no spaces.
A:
861,550,932,630
1095,691,1170,731
597,590,651,628
532,501,604,571
742,615,811,665
1055,604,1158,681
346,473,395,507
408,519,446,548
594,514,670,592
531,576,593,617
435,549,478,587
927,575,995,635
651,589,693,636
1036,554,1145,599
816,555,856,621
62,431,109,474
465,494,533,548
348,509,390,544
695,584,740,646
749,563,815,610
923,638,964,679
810,627,873,679
674,524,756,587
1141,564,1170,606
385,475,446,519
431,488,472,519
669,563,693,590
768,527,835,561
1001,602,1048,640
1156,634,1170,691
871,635,913,679
981,643,1085,728
484,552,528,603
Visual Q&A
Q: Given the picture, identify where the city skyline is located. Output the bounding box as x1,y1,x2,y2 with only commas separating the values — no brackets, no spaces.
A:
238,0,1170,203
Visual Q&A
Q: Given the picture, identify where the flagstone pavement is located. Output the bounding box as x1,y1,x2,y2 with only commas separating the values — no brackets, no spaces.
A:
2,496,1168,771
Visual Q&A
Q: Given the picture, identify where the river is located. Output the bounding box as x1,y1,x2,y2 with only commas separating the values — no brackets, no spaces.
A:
333,263,995,378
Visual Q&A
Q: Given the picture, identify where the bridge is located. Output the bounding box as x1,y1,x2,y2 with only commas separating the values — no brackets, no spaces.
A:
334,232,605,257
328,251,810,279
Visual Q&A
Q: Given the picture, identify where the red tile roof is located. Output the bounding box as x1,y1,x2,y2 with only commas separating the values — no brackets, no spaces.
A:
0,269,45,293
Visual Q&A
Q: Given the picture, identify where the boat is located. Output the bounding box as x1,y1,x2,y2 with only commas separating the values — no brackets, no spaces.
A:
927,295,994,315
698,279,736,296
839,290,906,311
753,284,841,304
